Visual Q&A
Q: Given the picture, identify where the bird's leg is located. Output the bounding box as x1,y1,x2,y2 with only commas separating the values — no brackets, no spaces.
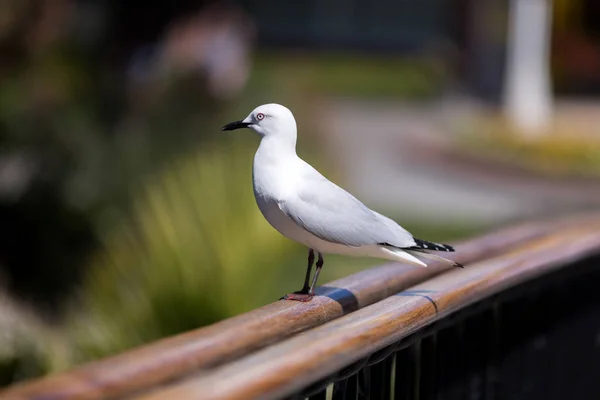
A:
299,249,314,294
283,249,315,302
308,252,324,297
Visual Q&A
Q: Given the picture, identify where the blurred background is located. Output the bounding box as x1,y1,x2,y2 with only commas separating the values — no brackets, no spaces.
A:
1,0,600,386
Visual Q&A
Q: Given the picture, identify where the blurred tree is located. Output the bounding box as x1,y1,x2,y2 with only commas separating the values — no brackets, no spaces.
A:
503,0,554,138
0,0,254,318
1,0,268,386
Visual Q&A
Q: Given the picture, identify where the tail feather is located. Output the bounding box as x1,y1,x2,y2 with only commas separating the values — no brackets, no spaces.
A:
379,247,427,268
406,249,464,268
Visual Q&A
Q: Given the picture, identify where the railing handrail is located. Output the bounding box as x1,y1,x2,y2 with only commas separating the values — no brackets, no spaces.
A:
134,217,600,400
2,212,599,400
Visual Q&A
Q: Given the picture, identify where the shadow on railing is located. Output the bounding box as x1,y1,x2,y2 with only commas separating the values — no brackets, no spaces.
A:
2,212,600,400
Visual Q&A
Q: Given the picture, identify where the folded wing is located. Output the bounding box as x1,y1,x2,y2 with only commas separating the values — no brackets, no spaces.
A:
278,175,415,248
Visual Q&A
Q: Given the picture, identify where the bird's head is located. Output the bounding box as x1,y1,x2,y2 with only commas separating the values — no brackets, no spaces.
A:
221,103,297,139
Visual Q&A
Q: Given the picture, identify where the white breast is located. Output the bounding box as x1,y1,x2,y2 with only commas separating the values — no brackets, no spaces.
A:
252,139,321,249
252,137,374,256
254,194,307,243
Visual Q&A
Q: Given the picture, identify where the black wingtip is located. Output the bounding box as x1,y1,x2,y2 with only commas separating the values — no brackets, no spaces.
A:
412,238,455,252
454,261,465,269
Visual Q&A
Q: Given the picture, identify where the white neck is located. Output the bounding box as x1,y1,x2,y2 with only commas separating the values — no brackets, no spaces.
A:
256,135,298,166
258,118,298,152
267,120,298,148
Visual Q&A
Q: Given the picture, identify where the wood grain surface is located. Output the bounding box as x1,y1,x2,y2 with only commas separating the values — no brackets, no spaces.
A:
133,220,600,400
1,213,597,400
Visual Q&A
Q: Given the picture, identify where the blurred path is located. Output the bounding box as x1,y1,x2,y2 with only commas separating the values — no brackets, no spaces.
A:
322,98,600,226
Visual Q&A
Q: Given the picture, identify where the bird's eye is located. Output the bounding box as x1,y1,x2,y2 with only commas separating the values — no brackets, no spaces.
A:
256,113,265,121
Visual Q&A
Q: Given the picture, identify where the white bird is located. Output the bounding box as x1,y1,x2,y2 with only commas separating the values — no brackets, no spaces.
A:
222,103,463,302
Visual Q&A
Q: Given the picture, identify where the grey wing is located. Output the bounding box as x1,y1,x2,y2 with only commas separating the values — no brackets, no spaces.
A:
278,177,415,248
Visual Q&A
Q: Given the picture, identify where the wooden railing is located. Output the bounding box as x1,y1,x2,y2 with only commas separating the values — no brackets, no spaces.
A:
2,212,600,400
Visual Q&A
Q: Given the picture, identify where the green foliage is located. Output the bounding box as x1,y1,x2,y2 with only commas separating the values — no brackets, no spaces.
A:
0,307,50,386
34,140,293,369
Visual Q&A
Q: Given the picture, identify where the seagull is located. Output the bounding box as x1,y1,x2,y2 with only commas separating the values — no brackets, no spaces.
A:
222,103,463,302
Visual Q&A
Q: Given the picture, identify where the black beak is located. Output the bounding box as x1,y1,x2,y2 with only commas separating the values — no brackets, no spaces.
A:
221,120,251,131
